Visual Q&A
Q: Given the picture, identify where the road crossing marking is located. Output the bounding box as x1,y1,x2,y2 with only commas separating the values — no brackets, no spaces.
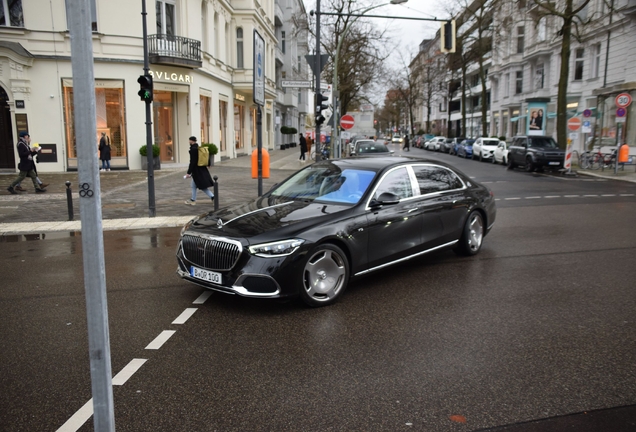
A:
145,330,176,350
56,399,93,432
172,308,198,325
112,358,148,385
193,291,213,304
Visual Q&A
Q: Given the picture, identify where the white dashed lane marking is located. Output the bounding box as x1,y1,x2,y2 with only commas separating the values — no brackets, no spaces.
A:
193,291,213,304
145,330,176,350
56,399,94,432
172,308,198,325
112,358,148,385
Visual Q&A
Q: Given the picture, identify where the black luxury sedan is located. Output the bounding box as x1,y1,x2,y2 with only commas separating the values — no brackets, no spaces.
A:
176,157,497,307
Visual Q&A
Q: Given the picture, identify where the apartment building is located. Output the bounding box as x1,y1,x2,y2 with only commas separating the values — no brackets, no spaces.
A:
0,0,283,173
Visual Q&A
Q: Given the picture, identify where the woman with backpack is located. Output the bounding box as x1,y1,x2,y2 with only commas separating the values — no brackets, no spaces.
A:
184,136,215,205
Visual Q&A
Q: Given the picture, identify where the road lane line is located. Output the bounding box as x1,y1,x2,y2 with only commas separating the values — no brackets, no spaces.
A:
112,359,147,386
602,194,616,197
145,330,176,350
584,194,599,197
525,196,541,199
504,197,521,200
56,399,93,432
172,308,198,325
544,195,560,198
620,194,634,196
564,195,580,197
193,291,213,304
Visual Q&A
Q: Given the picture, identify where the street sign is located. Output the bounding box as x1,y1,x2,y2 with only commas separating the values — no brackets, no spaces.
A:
615,93,632,108
616,107,626,117
282,80,312,88
616,116,626,123
253,30,265,106
567,117,581,131
582,120,592,133
305,54,329,77
340,114,355,130
583,109,592,118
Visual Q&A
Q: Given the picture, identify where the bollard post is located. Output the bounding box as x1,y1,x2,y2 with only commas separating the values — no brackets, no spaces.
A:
65,181,74,221
213,175,219,211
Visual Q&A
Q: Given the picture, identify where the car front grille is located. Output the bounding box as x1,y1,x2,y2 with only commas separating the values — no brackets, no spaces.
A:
181,234,242,271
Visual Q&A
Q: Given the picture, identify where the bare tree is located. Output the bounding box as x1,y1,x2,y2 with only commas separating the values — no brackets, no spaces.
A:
411,40,448,134
389,49,425,136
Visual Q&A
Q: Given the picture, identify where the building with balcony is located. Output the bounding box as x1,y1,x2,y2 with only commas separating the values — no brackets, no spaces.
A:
0,0,278,173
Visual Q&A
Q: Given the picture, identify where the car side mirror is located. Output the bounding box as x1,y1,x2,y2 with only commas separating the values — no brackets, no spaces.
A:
370,192,400,208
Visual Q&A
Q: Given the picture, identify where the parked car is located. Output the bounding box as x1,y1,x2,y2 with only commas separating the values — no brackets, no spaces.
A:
176,157,497,307
472,137,501,161
507,135,566,172
493,141,509,165
351,140,393,157
444,137,466,154
425,136,446,151
456,139,475,158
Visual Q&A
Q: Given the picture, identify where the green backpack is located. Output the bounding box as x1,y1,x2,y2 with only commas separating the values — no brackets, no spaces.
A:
197,146,209,166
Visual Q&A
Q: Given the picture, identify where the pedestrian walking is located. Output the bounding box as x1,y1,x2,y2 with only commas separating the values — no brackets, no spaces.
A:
14,141,48,191
402,134,410,151
7,132,47,194
99,132,111,171
299,133,307,162
184,136,215,205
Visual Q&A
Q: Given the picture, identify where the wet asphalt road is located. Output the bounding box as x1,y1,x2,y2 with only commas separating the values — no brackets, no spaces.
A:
1,146,636,431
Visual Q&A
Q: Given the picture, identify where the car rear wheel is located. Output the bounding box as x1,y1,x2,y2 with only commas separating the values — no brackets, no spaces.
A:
525,157,535,172
455,211,484,256
300,244,349,307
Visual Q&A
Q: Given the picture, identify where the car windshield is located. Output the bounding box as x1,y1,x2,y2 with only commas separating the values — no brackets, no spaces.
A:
462,140,475,146
482,139,499,146
357,143,390,153
269,164,376,205
529,137,559,148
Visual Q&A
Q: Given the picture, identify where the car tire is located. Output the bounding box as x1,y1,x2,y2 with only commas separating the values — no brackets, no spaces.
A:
472,152,477,160
525,157,535,172
299,244,349,307
507,157,516,170
455,211,484,256
480,153,484,162
503,156,507,165
492,156,497,164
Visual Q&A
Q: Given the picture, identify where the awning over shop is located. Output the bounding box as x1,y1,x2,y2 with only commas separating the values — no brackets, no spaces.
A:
510,115,527,122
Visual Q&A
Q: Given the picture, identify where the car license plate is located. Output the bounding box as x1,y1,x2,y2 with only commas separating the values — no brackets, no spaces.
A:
548,162,560,165
190,266,222,284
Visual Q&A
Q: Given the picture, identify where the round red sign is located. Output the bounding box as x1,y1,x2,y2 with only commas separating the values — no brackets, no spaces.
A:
340,114,355,130
615,93,632,108
567,117,581,131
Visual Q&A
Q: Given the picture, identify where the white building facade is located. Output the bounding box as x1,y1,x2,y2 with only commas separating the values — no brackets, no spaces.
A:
0,0,280,173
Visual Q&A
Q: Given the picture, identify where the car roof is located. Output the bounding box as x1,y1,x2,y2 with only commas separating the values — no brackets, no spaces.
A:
320,156,460,172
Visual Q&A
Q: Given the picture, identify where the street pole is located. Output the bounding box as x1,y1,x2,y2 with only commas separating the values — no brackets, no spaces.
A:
141,0,156,217
65,0,115,430
314,0,322,162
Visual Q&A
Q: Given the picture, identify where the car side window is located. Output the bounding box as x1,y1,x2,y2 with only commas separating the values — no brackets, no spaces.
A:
374,167,413,200
412,166,463,195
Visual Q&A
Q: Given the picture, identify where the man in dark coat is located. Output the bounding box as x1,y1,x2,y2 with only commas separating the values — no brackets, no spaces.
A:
184,136,215,205
7,132,46,194
402,134,410,151
299,133,307,162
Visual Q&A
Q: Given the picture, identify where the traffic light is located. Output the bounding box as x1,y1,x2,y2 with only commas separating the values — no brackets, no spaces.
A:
441,20,456,53
315,93,329,126
137,74,153,102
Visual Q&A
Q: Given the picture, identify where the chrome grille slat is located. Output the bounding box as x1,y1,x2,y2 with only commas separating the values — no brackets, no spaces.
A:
182,234,242,271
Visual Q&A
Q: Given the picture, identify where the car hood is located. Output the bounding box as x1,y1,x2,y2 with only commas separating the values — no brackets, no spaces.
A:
187,195,352,241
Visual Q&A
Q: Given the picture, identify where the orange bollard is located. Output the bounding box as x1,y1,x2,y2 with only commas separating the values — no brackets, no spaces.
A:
252,148,270,179
618,143,629,163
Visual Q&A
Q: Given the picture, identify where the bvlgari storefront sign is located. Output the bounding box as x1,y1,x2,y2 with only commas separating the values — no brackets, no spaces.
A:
149,70,193,84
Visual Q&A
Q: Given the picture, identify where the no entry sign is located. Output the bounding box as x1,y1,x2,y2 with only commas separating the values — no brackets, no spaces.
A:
340,114,355,130
567,117,581,131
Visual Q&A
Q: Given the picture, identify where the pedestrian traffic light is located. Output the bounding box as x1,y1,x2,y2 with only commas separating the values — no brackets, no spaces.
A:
137,74,153,102
441,20,456,53
315,92,329,126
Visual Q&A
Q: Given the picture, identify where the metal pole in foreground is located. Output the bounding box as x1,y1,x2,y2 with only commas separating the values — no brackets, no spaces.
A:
141,0,156,217
257,105,263,196
314,0,321,162
65,0,115,430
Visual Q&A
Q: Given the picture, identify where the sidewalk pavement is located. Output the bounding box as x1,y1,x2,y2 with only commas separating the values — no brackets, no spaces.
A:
1,147,635,236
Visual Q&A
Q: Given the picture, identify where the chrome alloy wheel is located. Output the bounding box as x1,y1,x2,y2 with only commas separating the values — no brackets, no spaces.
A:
467,212,484,252
302,245,348,305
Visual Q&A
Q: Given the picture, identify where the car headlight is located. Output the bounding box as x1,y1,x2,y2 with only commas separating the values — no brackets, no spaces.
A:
248,239,305,257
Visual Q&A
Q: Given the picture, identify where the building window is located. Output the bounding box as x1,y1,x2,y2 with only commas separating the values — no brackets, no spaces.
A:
537,18,546,42
535,64,544,89
1,0,24,27
471,74,479,87
156,0,175,36
515,70,523,94
516,27,525,54
281,31,286,54
234,103,244,149
504,73,510,97
219,100,227,152
574,48,584,80
63,80,127,162
236,27,244,68
592,43,601,78
200,95,211,144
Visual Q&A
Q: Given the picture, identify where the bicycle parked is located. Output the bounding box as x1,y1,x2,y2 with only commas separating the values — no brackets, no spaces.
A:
576,148,605,170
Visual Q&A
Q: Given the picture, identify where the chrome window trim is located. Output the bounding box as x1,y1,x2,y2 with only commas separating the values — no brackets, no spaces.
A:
407,163,468,197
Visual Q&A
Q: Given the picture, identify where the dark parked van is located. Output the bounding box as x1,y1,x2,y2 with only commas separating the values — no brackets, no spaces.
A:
507,135,566,172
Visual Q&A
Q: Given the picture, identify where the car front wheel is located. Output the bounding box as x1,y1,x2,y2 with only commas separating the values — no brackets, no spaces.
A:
455,211,484,256
507,157,516,170
300,244,349,307
525,157,535,172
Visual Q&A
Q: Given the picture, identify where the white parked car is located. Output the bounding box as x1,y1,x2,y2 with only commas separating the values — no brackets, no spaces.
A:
425,136,446,151
472,137,501,161
493,141,509,165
